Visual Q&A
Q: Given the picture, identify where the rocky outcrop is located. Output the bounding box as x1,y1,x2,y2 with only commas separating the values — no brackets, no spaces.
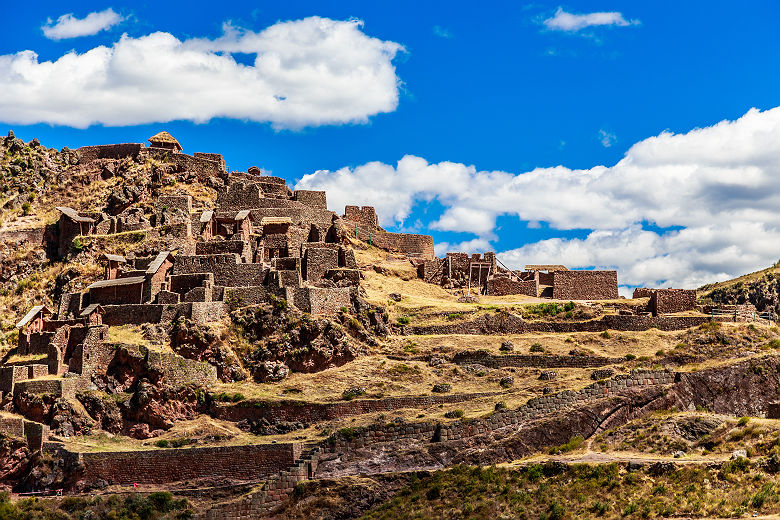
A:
0,433,33,488
12,393,93,437
232,304,366,381
171,318,247,382
316,355,780,478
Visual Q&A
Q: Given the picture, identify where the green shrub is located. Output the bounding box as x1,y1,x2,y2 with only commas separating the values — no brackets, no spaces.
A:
155,439,169,448
397,316,411,325
530,343,545,353
549,435,585,455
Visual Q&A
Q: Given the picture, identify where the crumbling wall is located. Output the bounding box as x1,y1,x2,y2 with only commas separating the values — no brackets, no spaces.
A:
293,190,327,209
173,255,267,286
343,206,378,228
486,275,537,296
649,289,697,316
72,443,300,487
76,143,143,163
552,270,619,300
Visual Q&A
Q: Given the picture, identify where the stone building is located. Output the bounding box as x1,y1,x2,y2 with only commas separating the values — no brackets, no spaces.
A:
419,255,619,301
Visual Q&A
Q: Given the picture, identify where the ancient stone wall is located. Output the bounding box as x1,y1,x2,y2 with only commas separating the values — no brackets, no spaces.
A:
406,313,717,335
486,276,537,296
173,255,267,286
321,370,674,454
195,240,250,259
18,332,54,356
190,302,226,323
551,270,619,300
70,443,301,487
293,190,327,209
212,392,499,424
649,289,697,315
632,288,654,298
344,206,378,228
141,149,222,180
169,273,214,296
102,303,193,326
76,144,143,163
451,352,621,368
194,449,320,519
287,287,351,314
192,152,225,171
91,282,147,306
223,286,272,310
303,247,338,281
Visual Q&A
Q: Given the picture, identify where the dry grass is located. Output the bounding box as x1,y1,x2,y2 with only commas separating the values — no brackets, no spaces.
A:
107,325,151,347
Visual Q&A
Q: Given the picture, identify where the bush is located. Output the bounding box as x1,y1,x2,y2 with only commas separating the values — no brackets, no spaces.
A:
213,392,245,403
21,201,30,215
397,316,410,325
155,439,169,448
444,409,464,419
342,387,366,400
530,343,545,353
737,416,750,427
549,435,585,455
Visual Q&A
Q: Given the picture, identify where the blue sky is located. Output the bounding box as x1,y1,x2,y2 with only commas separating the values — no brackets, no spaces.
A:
3,1,780,292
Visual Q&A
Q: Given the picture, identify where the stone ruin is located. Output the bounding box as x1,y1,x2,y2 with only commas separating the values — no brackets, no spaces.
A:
419,254,620,300
11,131,443,410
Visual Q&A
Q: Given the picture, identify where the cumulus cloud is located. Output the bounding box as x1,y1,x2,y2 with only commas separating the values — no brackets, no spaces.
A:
543,7,637,32
42,8,124,40
296,106,780,289
1,17,403,128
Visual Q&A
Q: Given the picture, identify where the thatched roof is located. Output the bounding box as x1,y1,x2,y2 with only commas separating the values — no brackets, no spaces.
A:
148,131,182,150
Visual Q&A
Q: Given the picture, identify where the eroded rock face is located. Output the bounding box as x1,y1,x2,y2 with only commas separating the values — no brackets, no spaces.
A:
232,304,366,381
13,393,93,437
0,434,32,488
171,318,247,382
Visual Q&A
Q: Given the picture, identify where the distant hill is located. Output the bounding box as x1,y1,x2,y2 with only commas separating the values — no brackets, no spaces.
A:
698,262,780,315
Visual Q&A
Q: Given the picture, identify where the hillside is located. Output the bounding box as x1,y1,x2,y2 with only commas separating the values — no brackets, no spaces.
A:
1,131,780,519
698,262,780,315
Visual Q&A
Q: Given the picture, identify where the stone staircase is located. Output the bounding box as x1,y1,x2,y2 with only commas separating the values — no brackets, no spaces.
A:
196,447,322,519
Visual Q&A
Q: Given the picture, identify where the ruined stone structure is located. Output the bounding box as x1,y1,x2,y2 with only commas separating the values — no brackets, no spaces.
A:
342,205,435,259
632,288,698,316
419,254,619,300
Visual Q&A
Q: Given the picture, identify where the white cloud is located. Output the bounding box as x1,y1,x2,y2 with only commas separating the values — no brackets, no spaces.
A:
435,238,492,256
42,8,124,40
598,128,616,147
543,7,637,32
2,17,403,129
296,106,780,289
